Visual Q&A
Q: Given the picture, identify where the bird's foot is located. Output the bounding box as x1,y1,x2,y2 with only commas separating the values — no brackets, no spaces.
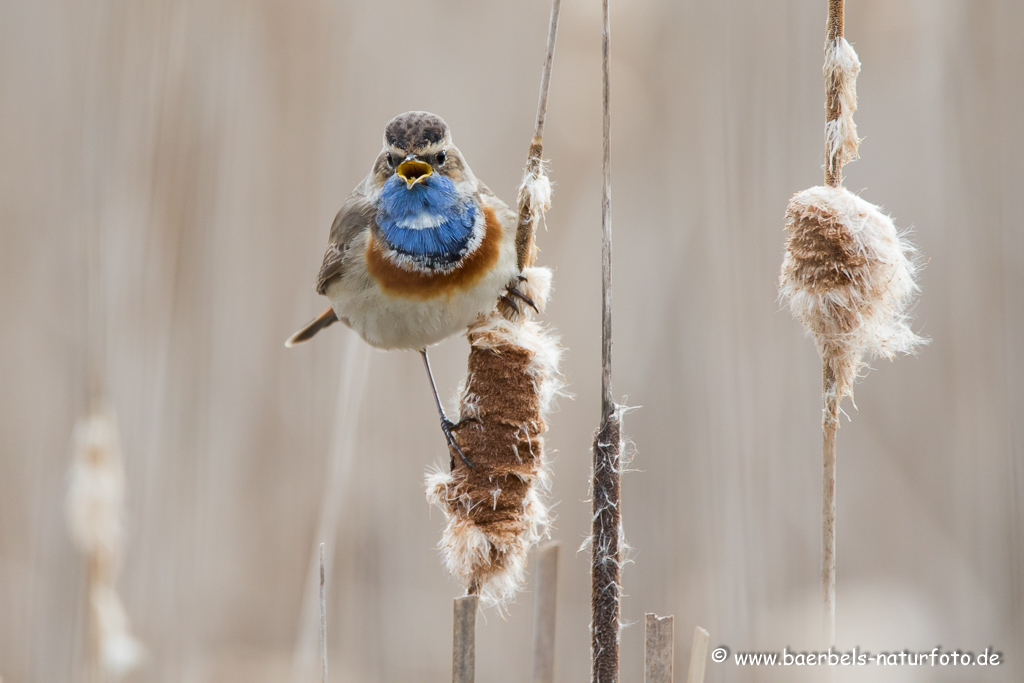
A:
441,417,478,472
507,284,539,313
498,277,539,320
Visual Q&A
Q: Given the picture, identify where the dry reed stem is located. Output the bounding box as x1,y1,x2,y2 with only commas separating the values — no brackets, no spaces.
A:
644,614,674,683
591,1,623,681
685,627,709,683
822,364,838,646
452,594,479,683
531,542,561,683
824,0,860,187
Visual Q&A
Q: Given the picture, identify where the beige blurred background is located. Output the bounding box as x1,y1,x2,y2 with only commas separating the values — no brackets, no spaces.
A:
2,0,1021,681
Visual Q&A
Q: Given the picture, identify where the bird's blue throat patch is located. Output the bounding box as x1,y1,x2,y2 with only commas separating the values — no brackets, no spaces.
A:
376,173,478,271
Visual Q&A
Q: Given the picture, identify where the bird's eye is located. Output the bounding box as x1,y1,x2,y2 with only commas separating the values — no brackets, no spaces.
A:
386,153,394,167
436,150,446,166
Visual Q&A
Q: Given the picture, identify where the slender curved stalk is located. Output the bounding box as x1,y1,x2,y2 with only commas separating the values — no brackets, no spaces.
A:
515,0,562,270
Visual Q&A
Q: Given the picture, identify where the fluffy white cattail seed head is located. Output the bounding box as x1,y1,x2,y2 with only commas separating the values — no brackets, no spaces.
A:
780,186,925,415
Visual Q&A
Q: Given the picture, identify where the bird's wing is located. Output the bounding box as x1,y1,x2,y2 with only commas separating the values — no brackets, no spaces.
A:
315,192,377,295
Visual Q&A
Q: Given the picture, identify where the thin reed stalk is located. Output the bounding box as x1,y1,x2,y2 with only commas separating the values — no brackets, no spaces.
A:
515,0,561,272
591,0,623,680
821,0,845,647
822,362,838,645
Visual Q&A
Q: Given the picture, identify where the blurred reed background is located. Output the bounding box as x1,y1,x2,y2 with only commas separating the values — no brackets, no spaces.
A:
1,0,1021,681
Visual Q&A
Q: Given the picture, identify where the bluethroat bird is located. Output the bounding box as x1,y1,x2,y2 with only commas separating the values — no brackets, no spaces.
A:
286,112,536,467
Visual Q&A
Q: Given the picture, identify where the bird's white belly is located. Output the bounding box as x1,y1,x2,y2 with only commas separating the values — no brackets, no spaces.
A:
328,276,503,349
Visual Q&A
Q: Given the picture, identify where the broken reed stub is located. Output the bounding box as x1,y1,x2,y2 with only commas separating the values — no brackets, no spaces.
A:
780,186,924,416
426,267,562,607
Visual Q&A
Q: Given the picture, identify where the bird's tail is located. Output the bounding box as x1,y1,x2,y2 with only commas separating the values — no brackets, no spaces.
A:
285,307,339,347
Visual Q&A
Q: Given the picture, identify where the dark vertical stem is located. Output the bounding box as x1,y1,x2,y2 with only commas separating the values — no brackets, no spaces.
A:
824,0,845,188
591,0,622,681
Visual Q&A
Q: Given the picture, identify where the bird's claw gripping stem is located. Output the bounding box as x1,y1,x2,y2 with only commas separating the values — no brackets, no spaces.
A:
441,417,478,472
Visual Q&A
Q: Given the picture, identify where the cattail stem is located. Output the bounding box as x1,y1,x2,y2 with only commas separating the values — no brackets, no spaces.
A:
824,0,845,188
516,0,562,270
822,362,839,646
591,0,622,681
452,595,478,683
822,0,843,646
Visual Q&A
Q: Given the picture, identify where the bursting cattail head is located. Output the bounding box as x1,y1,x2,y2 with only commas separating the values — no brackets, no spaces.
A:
824,37,861,182
426,267,562,607
780,186,925,413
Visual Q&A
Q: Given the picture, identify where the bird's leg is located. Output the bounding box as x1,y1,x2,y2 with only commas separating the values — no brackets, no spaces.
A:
420,349,477,471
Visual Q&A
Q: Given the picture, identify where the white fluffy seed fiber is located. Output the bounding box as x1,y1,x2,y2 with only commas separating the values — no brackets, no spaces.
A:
824,37,862,177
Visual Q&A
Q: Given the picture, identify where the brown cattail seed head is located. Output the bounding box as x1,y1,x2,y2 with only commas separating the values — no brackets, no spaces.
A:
426,267,561,607
780,186,924,415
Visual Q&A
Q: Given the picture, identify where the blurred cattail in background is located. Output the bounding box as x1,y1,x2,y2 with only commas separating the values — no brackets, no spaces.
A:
66,406,144,681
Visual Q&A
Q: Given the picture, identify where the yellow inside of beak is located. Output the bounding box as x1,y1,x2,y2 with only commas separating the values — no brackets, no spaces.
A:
396,159,433,187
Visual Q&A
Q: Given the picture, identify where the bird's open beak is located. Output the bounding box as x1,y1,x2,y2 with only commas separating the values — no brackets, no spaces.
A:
396,158,432,189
